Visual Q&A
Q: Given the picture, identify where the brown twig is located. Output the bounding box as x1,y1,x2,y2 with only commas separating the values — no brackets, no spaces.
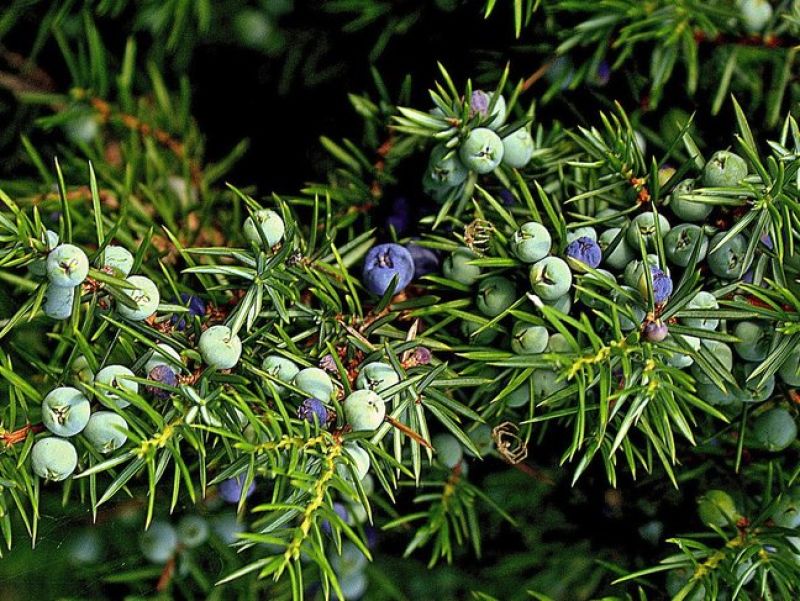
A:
385,415,433,449
2,423,44,446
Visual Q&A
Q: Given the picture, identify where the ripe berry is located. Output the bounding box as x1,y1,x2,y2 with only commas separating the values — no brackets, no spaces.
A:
118,275,160,321
144,343,183,375
218,474,256,504
459,127,504,174
95,365,138,409
405,243,439,277
31,437,78,481
511,221,552,264
243,208,285,248
644,320,669,342
703,150,748,187
83,411,128,453
362,243,415,296
42,386,91,437
294,367,334,402
638,267,673,304
343,390,386,431
46,244,89,287
199,325,242,370
356,362,400,393
565,236,602,271
146,364,178,399
297,397,329,425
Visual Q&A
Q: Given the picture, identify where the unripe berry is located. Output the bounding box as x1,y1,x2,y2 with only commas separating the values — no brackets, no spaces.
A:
427,144,468,187
707,233,751,279
337,442,371,482
31,437,78,481
356,362,400,393
510,321,549,354
697,489,739,527
46,244,89,287
95,365,138,409
101,245,134,277
199,325,242,370
118,275,160,321
44,284,75,320
344,389,386,431
529,256,572,300
140,521,178,564
626,212,671,251
177,515,209,548
501,128,533,168
243,208,285,248
703,150,748,187
459,127,504,174
476,275,516,317
511,221,552,263
83,411,128,453
294,367,334,402
262,355,300,393
42,386,91,437
442,247,481,285
432,433,463,468
751,408,797,451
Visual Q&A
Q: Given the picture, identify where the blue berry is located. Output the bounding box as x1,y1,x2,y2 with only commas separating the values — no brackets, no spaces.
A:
144,343,183,375
511,221,552,263
140,521,178,564
638,267,673,304
83,411,128,453
243,209,285,248
219,474,256,504
703,151,748,187
362,243,415,296
501,128,533,169
321,502,351,535
459,128,504,174
442,247,481,285
118,275,160,321
566,236,602,271
177,515,209,548
476,275,516,317
95,365,137,409
405,243,439,277
101,245,134,277
46,244,89,287
199,325,242,370
356,362,400,393
146,365,178,399
297,398,329,425
172,293,206,330
262,355,300,393
294,367,334,402
42,386,91,437
529,256,572,301
43,284,75,320
643,320,669,342
31,437,78,481
344,390,386,431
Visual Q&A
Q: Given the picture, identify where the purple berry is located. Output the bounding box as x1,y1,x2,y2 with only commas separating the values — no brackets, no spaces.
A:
499,189,516,206
592,61,610,86
172,293,207,330
218,474,255,504
413,346,432,365
406,243,439,277
566,236,602,269
146,365,178,399
470,90,490,116
297,398,329,425
319,354,339,374
760,232,773,250
362,243,415,296
644,320,669,342
650,268,674,304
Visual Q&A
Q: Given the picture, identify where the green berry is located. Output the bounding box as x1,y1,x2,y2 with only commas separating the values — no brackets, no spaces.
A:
738,363,774,403
577,269,615,309
101,245,134,277
707,233,751,279
337,442,371,482
738,0,773,33
510,321,549,354
465,424,493,457
697,489,739,527
771,488,800,528
66,528,103,566
668,179,711,222
83,411,128,453
665,334,701,369
733,321,770,362
332,541,368,577
751,408,797,451
595,208,628,228
343,389,386,431
427,144,468,187
501,128,533,168
31,437,78,481
476,275,516,317
544,293,572,314
433,433,463,468
460,319,501,345
529,256,572,301
623,254,662,288
566,226,597,244
778,348,800,386
703,150,748,187
261,355,300,393
691,341,733,385
140,521,178,564
511,221,551,263
532,368,567,399
199,325,242,370
177,515,209,548
442,247,481,285
118,275,160,321
46,244,89,287
294,367,334,402
42,386,91,437
664,224,708,267
459,127,504,174
683,291,719,331
626,212,671,251
356,362,400,393
144,343,183,375
546,332,572,354
95,365,137,409
44,284,75,320
243,209,285,248
598,228,635,270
